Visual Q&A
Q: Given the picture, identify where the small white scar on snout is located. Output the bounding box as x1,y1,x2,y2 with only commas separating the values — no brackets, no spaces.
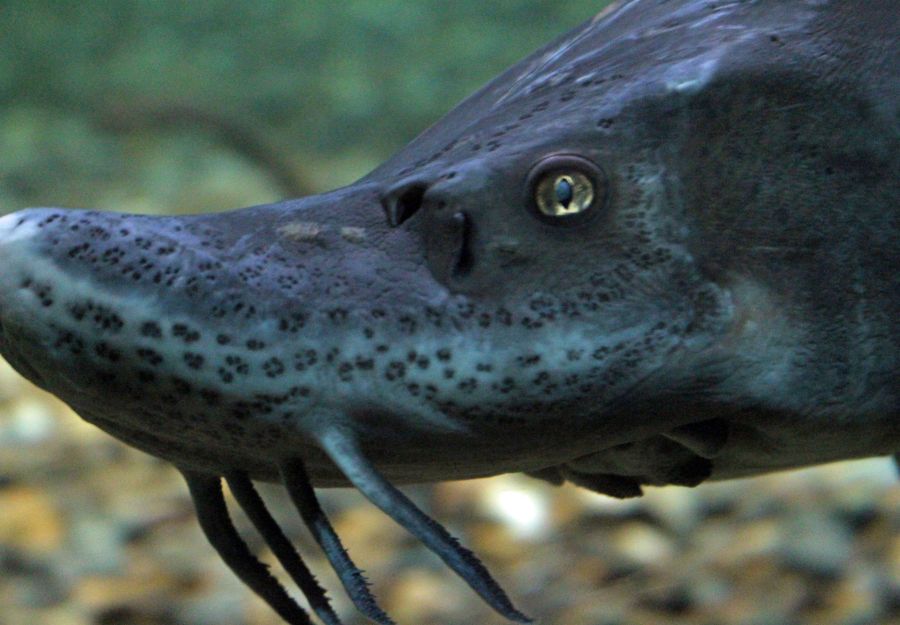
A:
340,227,367,243
278,221,324,242
487,237,523,258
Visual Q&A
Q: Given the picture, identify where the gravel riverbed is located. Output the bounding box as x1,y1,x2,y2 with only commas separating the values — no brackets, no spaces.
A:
1,359,897,625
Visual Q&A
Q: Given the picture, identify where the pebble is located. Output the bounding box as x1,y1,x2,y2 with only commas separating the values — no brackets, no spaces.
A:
779,511,853,577
610,521,675,568
0,398,58,445
0,486,65,553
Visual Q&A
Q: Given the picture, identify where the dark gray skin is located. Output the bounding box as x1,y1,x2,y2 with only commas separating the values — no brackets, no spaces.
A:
0,1,897,624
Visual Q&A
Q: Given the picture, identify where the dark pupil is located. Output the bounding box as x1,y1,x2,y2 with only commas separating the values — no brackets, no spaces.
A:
555,178,574,207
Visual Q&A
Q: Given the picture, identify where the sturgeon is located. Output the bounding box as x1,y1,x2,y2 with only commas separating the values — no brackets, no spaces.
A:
0,1,897,623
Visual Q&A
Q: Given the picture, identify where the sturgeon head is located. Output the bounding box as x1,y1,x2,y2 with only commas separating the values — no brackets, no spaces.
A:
0,1,897,623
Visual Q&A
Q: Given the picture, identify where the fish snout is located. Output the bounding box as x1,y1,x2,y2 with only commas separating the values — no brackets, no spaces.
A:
0,208,139,404
0,200,456,460
0,210,51,386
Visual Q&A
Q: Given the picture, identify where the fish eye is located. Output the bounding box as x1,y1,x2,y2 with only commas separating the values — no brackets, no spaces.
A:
538,172,591,216
527,154,606,223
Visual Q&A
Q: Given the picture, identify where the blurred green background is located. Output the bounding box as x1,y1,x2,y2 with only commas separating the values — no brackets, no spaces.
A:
1,3,897,625
0,0,602,214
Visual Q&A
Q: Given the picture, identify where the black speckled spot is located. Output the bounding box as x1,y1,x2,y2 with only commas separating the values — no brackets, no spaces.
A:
23,281,55,307
262,357,285,378
398,315,417,334
172,323,201,343
224,355,250,375
183,353,205,370
67,303,87,322
278,313,307,333
533,372,551,385
246,339,265,351
328,308,349,323
53,330,85,355
293,349,318,371
521,317,544,330
385,361,406,381
136,348,164,366
94,342,121,362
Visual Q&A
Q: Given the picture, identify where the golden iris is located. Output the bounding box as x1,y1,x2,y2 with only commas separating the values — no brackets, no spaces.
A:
534,171,595,217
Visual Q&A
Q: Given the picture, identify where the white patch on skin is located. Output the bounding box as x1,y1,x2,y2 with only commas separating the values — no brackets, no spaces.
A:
0,212,40,245
278,221,324,241
339,227,367,243
716,279,801,409
0,214,44,319
485,236,521,256
664,57,720,93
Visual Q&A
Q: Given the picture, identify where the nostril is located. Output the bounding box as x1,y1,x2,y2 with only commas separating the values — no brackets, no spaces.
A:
451,211,475,278
381,181,428,227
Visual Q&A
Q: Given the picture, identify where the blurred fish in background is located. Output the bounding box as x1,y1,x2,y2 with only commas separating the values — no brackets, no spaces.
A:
0,2,897,624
